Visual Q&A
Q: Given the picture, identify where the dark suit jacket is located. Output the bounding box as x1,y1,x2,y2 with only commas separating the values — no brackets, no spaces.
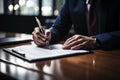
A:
50,0,120,50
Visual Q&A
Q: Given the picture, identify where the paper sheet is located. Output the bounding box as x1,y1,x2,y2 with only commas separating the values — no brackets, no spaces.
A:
6,42,90,61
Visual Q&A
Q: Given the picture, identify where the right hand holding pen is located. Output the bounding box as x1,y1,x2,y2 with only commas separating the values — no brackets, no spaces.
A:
32,27,51,46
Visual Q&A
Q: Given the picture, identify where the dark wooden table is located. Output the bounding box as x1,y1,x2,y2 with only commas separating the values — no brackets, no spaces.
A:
0,32,120,80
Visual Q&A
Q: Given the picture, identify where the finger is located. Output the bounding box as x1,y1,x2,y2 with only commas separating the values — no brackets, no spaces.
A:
64,34,84,45
32,31,46,44
33,36,45,46
33,27,46,46
33,29,46,42
34,27,40,34
37,39,46,46
64,37,74,45
45,29,51,40
71,41,88,50
38,35,46,42
63,38,84,49
32,31,39,38
34,27,39,31
33,36,40,46
64,36,77,46
32,31,38,38
34,27,45,37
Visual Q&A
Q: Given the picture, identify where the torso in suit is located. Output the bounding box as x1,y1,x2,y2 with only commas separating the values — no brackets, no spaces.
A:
51,0,120,50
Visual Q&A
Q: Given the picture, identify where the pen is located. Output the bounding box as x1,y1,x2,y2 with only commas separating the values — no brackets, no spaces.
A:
12,49,25,57
35,17,49,48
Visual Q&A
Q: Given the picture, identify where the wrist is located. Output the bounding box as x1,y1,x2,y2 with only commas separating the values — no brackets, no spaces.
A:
93,37,100,49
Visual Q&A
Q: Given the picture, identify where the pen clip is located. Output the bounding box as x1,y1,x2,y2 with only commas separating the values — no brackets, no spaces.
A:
12,49,25,57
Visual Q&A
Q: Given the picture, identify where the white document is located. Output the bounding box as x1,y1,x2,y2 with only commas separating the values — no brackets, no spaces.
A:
5,42,90,62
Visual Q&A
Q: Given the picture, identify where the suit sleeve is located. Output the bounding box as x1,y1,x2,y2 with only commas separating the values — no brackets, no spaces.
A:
95,31,120,50
50,0,72,43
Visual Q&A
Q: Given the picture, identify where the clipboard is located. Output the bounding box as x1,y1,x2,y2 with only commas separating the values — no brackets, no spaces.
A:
3,43,91,62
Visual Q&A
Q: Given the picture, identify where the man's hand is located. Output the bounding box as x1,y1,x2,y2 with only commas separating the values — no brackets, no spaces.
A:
62,34,96,50
32,27,51,46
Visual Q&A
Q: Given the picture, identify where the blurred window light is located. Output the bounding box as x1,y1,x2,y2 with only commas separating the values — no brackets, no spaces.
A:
54,10,59,16
19,0,25,6
35,6,39,12
41,6,52,16
26,0,34,8
8,4,13,12
0,0,64,16
18,0,39,15
14,4,19,10
41,0,53,16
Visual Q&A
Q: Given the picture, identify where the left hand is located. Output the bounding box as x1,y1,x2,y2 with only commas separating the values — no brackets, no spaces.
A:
62,34,96,50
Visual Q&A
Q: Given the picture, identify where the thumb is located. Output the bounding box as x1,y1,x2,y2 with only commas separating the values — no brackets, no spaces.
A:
45,29,51,40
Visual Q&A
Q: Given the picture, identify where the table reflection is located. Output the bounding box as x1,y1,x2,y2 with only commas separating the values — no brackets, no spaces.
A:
35,54,97,80
0,49,57,80
36,60,66,80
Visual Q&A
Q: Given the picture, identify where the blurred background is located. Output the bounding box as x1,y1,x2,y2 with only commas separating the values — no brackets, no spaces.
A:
0,0,64,34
